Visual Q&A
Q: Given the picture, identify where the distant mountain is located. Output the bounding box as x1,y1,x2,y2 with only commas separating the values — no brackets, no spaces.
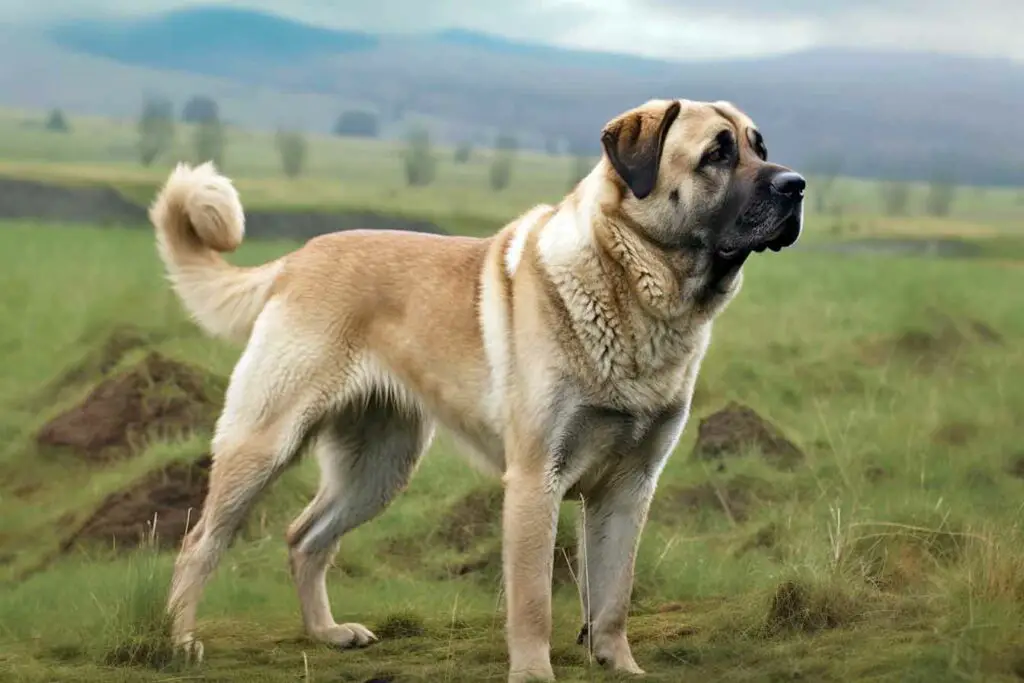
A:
9,5,1024,185
48,6,377,80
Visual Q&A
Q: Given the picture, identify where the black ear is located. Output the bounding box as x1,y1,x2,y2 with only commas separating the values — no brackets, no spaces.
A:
600,100,681,200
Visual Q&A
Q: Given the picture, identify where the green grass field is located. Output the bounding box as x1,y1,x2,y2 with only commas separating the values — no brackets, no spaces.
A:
1,104,1024,682
1,213,1023,682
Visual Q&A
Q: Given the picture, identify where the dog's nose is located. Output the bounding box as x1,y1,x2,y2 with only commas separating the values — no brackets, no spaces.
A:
771,171,806,198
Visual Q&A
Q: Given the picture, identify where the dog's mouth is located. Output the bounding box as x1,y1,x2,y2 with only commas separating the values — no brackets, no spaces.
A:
716,206,803,261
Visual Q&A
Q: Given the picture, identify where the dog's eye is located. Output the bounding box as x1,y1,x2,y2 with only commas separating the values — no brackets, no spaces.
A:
755,139,768,160
701,131,734,167
705,147,726,164
748,128,768,160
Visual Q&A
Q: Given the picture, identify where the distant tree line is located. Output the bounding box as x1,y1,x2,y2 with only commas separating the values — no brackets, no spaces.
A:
128,94,604,190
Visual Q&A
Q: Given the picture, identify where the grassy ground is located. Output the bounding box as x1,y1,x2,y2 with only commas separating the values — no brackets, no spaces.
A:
1,213,1023,682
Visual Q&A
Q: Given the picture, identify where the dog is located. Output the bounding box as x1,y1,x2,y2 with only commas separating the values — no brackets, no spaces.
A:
150,97,804,682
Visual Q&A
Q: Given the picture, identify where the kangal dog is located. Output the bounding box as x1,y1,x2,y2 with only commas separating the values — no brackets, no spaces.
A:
149,98,805,682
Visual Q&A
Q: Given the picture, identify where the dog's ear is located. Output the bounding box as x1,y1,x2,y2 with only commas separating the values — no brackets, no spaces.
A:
600,100,681,200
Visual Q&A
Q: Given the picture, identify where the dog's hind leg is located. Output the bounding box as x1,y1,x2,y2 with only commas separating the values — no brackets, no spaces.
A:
166,302,339,661
286,390,433,648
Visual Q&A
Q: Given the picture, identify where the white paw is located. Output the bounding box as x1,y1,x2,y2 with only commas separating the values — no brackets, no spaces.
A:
508,668,556,683
313,623,378,649
176,635,204,664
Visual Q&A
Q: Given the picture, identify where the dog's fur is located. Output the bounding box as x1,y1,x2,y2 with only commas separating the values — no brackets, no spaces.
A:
151,98,804,682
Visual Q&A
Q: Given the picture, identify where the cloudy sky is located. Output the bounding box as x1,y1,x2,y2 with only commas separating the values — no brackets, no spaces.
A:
5,0,1023,61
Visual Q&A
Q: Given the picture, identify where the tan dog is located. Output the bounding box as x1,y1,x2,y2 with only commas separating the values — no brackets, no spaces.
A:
151,98,805,682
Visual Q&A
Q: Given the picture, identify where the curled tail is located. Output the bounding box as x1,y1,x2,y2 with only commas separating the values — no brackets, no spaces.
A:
149,162,283,343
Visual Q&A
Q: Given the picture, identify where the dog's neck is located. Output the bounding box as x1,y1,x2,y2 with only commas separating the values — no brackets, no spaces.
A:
585,184,741,323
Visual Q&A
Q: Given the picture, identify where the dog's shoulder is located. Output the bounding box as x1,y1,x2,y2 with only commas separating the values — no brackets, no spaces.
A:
498,203,559,278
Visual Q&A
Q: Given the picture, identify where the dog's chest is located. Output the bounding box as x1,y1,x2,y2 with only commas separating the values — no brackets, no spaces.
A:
546,402,664,477
552,268,697,394
578,304,697,405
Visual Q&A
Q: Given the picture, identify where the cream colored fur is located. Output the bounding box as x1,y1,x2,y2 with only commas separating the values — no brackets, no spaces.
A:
149,162,284,343
150,97,804,683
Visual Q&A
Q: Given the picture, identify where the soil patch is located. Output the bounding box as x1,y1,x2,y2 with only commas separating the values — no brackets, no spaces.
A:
438,487,503,552
762,580,856,636
62,454,210,552
437,488,578,586
375,612,427,639
0,176,446,238
864,465,889,485
862,314,1003,369
31,327,155,408
849,522,963,591
652,474,771,525
36,352,225,462
691,402,803,470
1007,454,1024,480
932,421,978,447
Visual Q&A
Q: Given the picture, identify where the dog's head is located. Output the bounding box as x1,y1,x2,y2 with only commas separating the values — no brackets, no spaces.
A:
599,98,804,263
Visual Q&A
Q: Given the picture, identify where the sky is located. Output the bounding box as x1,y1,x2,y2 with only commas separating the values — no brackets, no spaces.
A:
4,0,1023,62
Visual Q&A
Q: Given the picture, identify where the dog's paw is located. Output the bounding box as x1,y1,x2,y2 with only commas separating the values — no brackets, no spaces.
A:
313,623,378,649
508,668,556,683
174,635,204,665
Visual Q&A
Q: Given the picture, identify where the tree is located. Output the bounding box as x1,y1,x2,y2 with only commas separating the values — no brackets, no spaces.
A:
403,126,436,187
569,153,593,189
454,142,472,164
804,153,843,213
489,133,518,192
182,95,219,124
495,132,518,153
925,168,957,217
333,110,379,138
45,108,69,133
194,118,226,168
878,180,911,216
275,129,307,178
137,96,175,167
489,152,514,191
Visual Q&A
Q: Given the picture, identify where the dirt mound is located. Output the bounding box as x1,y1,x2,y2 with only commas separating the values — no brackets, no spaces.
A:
862,314,1003,369
932,421,978,447
32,327,154,406
1008,454,1024,480
691,402,803,470
36,352,224,462
652,474,771,525
849,521,963,591
437,488,578,586
762,580,855,636
62,455,210,552
438,487,503,552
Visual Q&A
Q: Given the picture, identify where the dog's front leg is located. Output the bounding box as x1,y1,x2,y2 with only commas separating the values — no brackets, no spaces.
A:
576,472,654,675
577,408,687,675
502,448,560,683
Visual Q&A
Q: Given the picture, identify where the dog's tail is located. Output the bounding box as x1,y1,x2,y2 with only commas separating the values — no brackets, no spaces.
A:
149,162,283,344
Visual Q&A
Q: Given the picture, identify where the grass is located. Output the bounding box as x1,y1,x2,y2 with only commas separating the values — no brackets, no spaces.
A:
0,103,1023,681
1,212,1023,682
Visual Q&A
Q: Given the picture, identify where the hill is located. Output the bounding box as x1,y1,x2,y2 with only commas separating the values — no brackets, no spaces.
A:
0,5,1020,185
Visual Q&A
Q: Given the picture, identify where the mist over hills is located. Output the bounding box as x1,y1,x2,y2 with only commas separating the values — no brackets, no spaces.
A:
2,5,1022,185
